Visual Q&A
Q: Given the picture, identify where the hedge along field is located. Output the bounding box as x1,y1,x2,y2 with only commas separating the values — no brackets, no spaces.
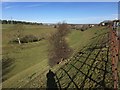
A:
2,24,108,88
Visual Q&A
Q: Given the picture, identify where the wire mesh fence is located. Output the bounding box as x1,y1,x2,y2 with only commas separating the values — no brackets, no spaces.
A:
53,30,114,89
22,27,119,89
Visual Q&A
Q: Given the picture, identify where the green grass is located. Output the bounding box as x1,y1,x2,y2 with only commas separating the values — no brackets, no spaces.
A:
2,24,55,87
2,24,56,45
118,27,120,30
51,26,112,88
23,26,111,88
54,38,112,88
2,24,109,88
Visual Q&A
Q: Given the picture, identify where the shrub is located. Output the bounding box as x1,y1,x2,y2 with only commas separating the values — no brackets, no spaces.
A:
20,35,38,43
76,28,80,30
10,35,44,44
81,28,84,31
48,23,73,67
54,25,57,28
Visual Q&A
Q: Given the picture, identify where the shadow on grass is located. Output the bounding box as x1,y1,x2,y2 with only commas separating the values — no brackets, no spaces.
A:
2,56,15,82
52,31,113,89
46,69,58,90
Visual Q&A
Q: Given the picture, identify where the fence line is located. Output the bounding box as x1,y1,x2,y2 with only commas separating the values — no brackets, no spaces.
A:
109,28,119,90
54,31,113,89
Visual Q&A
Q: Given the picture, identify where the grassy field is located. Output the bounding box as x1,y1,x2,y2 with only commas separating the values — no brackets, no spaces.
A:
24,26,112,88
2,24,110,88
2,24,56,88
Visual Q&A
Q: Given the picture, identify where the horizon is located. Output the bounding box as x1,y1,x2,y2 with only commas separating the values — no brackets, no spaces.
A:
0,19,115,24
2,2,118,24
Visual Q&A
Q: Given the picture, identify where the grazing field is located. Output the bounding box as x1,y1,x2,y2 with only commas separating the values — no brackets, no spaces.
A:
2,24,110,88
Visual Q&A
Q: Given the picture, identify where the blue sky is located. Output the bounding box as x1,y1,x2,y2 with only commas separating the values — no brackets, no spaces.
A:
2,2,118,24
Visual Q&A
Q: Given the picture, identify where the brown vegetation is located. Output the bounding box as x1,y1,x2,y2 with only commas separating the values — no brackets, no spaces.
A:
48,23,73,67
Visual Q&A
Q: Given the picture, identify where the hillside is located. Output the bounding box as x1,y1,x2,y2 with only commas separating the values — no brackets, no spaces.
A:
24,26,113,88
2,24,111,88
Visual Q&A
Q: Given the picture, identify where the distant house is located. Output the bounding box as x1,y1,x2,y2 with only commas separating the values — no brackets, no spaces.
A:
101,23,105,26
113,20,120,26
89,24,95,27
112,20,120,30
100,20,112,26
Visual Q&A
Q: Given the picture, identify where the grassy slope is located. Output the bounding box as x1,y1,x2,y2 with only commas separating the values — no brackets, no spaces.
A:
24,26,110,88
54,29,113,88
2,24,56,88
2,24,108,88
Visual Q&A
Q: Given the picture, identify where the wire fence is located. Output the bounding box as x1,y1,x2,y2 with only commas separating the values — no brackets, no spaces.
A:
23,26,119,89
53,29,114,89
109,27,119,90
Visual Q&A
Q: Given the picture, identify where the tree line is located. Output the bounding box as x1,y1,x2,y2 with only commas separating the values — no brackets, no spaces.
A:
0,19,43,25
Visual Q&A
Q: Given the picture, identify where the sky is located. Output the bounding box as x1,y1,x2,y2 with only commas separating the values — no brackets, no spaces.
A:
1,0,120,2
1,2,118,24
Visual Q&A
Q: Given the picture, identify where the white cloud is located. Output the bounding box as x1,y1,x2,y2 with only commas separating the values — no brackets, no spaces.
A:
24,3,50,8
25,4,42,7
3,4,20,9
4,6,15,9
2,3,49,9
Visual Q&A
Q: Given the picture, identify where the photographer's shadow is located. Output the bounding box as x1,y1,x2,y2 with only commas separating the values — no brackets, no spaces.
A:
46,69,58,90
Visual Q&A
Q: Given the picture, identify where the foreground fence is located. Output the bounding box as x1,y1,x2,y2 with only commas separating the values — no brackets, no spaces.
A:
53,30,114,89
109,28,119,89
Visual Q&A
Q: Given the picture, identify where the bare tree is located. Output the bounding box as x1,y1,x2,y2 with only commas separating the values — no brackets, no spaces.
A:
13,24,25,44
48,23,73,67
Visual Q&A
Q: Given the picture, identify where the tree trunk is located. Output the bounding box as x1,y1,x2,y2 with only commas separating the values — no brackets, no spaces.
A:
17,37,21,44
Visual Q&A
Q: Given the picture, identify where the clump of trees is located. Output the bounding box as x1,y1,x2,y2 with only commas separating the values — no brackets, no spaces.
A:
11,34,44,44
48,23,73,67
1,19,43,25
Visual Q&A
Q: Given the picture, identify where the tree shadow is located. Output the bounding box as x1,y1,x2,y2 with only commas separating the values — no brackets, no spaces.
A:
2,56,15,82
52,31,113,89
55,33,104,83
46,69,58,90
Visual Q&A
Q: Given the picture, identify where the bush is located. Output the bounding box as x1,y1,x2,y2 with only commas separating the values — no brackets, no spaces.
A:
20,35,38,43
81,28,84,31
54,25,57,28
76,28,80,30
48,23,73,67
10,35,44,44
